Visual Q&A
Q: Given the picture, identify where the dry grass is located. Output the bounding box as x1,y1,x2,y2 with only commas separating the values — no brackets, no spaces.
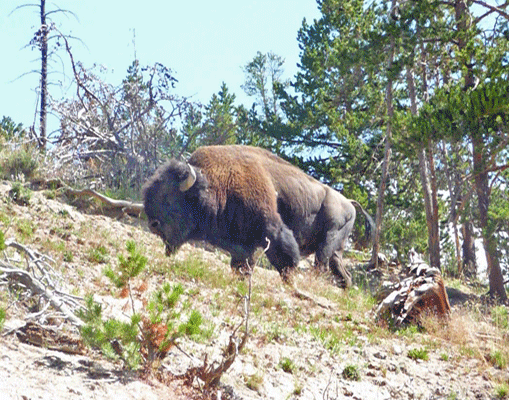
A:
159,244,509,377
421,305,509,371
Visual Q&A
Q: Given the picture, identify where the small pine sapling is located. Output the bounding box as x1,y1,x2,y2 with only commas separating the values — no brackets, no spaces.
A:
103,240,147,288
79,240,202,369
144,282,203,362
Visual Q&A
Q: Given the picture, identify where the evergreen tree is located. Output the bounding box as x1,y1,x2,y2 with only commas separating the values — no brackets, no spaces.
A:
411,0,509,300
198,83,238,147
274,0,509,295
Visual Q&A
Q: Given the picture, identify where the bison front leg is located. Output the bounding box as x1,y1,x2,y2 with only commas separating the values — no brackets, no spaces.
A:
313,257,329,274
265,223,300,284
230,252,256,276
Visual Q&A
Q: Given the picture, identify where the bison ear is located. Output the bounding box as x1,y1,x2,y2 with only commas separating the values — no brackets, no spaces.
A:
179,164,197,192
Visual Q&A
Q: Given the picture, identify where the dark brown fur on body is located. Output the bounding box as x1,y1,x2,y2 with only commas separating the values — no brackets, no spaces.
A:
143,145,372,286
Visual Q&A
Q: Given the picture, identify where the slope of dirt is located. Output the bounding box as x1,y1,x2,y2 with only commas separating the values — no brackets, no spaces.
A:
0,181,507,400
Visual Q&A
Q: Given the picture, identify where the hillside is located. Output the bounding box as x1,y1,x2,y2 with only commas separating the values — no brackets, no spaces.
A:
0,180,508,400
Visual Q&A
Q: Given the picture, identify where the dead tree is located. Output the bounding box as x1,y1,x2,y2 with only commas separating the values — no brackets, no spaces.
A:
11,1,78,149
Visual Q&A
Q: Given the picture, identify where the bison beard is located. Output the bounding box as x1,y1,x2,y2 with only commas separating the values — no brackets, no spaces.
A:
143,145,372,287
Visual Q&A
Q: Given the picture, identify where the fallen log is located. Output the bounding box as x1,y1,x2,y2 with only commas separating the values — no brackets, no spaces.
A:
30,178,145,216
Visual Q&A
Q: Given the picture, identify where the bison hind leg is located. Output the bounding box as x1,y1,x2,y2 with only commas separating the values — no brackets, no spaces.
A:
265,224,300,282
330,251,352,288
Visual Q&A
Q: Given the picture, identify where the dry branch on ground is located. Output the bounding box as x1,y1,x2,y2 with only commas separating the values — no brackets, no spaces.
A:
0,238,84,327
64,188,143,215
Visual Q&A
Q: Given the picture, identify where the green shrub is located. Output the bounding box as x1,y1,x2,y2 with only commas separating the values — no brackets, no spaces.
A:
491,306,509,330
488,349,508,369
79,295,143,368
308,325,342,354
0,116,26,140
342,364,361,381
408,347,429,361
279,357,295,374
103,241,146,287
495,383,509,399
0,145,39,180
244,373,264,392
16,219,35,240
9,182,31,206
0,307,6,331
0,230,5,251
87,245,109,264
63,251,74,262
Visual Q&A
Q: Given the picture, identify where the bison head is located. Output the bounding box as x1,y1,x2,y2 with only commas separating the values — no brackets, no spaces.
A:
143,160,198,256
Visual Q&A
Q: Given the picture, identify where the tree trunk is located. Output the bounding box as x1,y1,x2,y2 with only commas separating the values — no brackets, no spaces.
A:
406,63,441,270
442,142,463,275
371,3,397,268
39,0,48,149
461,221,477,279
371,125,392,269
416,146,441,269
454,0,506,300
427,142,441,269
472,134,506,300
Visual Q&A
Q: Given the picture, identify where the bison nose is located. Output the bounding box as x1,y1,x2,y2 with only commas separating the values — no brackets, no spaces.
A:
149,219,161,233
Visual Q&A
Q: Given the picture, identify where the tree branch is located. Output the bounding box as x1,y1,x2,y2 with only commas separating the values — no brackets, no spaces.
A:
1,239,84,327
1,264,84,327
472,0,509,23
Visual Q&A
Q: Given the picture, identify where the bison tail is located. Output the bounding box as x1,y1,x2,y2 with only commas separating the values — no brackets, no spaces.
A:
350,200,375,245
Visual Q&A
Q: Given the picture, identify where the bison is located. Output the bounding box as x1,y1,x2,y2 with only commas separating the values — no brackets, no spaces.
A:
143,145,373,287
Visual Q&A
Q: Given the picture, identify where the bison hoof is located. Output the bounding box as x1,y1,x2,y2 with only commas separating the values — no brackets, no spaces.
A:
231,265,252,277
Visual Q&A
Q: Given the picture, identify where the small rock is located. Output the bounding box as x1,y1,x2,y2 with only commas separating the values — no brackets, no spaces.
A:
367,362,380,370
387,363,399,372
399,363,409,375
392,344,403,355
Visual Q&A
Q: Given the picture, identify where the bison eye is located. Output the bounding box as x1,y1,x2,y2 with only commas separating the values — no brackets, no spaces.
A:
150,220,161,230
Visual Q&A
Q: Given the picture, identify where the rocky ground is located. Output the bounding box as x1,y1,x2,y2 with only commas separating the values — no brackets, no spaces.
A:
0,181,507,400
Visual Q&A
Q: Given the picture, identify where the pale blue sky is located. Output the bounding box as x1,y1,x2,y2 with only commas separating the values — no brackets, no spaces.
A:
1,1,321,133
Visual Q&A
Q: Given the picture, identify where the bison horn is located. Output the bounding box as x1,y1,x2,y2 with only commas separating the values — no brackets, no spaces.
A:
179,164,197,192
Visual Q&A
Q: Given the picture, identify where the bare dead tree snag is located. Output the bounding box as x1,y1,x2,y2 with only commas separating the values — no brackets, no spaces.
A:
11,1,78,149
53,39,190,194
39,0,48,148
